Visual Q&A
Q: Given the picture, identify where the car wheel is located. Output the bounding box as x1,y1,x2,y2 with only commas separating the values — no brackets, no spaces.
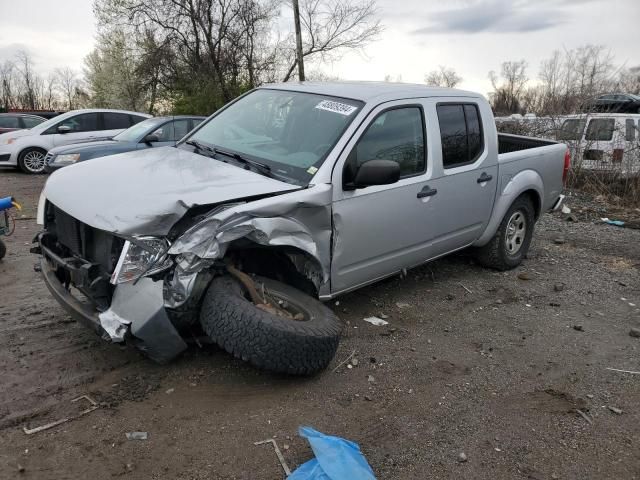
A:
18,148,47,174
200,274,343,375
0,239,5,260
474,195,535,271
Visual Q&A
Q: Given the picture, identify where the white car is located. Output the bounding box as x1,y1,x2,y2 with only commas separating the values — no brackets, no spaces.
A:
0,109,151,173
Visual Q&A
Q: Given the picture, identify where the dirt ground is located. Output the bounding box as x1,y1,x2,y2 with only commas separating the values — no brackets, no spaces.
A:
1,168,639,480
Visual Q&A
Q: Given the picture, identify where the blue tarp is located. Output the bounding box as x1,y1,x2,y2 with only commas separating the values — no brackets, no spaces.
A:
288,426,376,480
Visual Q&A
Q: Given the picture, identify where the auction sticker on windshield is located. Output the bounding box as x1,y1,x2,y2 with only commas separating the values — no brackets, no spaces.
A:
315,100,358,116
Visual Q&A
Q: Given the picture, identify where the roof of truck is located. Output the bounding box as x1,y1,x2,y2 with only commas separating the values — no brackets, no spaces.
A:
262,81,483,103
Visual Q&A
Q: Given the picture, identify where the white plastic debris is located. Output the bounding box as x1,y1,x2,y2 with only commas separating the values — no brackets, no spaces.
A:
561,205,571,214
126,432,148,440
363,316,389,326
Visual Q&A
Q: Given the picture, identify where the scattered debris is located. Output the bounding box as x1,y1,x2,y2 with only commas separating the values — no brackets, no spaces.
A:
517,272,532,281
601,218,625,227
396,302,410,309
351,357,359,367
608,406,623,415
445,294,455,301
379,313,389,319
554,283,565,292
288,427,376,480
629,328,640,338
165,388,175,395
561,205,571,214
575,409,593,425
126,432,148,440
606,367,640,375
573,325,584,332
17,464,25,473
332,349,357,372
458,452,468,463
586,394,594,399
553,236,566,245
459,283,473,294
254,438,291,476
364,395,373,401
363,316,388,326
22,395,99,435
367,375,375,383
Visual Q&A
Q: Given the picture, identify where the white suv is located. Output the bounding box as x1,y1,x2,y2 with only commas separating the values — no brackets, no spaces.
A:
0,109,151,173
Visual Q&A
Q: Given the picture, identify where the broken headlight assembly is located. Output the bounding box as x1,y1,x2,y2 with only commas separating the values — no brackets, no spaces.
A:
110,237,173,284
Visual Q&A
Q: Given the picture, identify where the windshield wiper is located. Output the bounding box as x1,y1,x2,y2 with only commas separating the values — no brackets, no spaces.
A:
186,139,216,157
213,147,274,177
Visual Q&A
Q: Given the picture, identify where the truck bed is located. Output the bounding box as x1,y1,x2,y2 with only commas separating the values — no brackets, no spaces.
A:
498,133,556,154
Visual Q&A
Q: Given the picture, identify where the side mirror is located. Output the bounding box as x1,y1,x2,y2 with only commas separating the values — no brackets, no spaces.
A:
345,159,401,190
57,125,71,134
143,134,159,144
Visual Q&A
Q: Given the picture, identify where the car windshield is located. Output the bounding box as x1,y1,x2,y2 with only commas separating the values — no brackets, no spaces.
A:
185,89,364,184
114,118,164,142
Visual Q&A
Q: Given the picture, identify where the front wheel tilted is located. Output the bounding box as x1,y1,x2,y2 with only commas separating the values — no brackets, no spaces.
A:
199,274,343,375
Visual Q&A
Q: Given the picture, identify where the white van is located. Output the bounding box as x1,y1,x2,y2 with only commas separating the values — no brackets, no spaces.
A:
556,113,640,174
0,109,151,173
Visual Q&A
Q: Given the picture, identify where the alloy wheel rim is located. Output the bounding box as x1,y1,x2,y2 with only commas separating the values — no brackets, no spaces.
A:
23,151,46,173
505,211,527,254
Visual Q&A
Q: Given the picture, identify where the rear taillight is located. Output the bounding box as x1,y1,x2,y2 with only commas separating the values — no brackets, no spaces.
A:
612,148,624,163
562,149,571,185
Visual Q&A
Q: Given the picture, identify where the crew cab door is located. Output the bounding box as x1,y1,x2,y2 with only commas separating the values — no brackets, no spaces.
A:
422,99,498,258
331,101,437,294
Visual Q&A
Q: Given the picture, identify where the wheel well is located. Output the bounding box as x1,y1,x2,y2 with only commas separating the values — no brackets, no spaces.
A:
18,146,47,159
521,189,541,219
225,242,323,297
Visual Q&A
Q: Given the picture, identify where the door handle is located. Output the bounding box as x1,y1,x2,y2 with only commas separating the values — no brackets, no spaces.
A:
477,173,493,183
417,186,438,198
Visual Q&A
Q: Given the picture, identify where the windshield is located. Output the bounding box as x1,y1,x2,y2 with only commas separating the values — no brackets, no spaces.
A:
185,89,364,184
114,118,164,142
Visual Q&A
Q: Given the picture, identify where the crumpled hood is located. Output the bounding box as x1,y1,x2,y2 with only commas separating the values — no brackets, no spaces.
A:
43,146,300,235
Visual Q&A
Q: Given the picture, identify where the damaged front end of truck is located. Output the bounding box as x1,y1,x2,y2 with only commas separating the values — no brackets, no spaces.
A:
34,169,337,368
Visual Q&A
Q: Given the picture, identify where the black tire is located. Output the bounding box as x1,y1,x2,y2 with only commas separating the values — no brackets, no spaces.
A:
200,275,343,375
475,195,535,270
18,147,47,174
0,239,5,260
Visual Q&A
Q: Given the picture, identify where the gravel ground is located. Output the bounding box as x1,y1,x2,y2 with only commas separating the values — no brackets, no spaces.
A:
1,169,639,480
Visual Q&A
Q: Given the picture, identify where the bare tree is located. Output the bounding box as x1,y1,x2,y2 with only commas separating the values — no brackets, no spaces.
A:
55,67,78,110
424,66,462,88
281,0,383,82
15,50,40,109
0,61,17,109
489,60,528,114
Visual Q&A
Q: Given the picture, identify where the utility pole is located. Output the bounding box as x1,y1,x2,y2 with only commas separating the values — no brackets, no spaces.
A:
292,0,305,81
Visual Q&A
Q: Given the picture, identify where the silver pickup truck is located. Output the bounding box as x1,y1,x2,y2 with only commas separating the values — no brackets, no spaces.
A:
33,82,569,374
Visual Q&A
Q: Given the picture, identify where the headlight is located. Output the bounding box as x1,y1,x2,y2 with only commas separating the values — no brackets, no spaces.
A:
51,153,80,165
110,237,173,284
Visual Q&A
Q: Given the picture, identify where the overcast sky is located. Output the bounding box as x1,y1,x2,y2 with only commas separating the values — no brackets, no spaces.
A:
0,0,638,96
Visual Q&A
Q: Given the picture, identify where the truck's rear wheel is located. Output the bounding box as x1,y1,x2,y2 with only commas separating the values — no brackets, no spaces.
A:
199,275,343,375
475,195,535,270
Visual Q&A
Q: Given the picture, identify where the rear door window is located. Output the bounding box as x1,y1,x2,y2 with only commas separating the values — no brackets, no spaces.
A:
585,118,615,141
129,114,148,125
625,119,636,142
437,103,485,168
103,113,131,130
22,116,44,128
172,119,191,140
